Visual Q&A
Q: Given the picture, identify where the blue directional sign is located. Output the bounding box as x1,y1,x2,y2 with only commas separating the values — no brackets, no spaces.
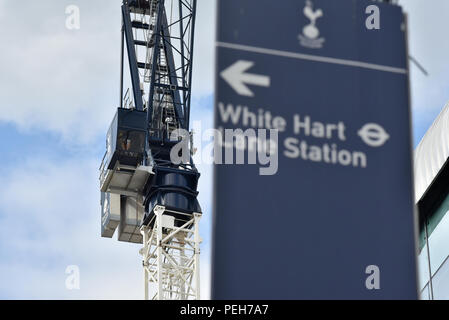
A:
212,0,418,299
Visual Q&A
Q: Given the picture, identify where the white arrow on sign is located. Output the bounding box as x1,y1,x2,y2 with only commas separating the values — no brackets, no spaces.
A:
220,60,270,97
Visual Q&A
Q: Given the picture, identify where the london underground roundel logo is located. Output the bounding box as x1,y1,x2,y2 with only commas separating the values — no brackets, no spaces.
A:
358,123,390,147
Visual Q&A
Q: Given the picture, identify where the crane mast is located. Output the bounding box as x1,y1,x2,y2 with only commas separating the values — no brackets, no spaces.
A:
100,0,201,300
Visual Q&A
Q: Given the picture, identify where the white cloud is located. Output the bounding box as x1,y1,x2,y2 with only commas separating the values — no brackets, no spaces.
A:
400,0,449,114
192,0,217,97
0,156,136,298
0,153,212,299
0,1,121,144
0,0,215,144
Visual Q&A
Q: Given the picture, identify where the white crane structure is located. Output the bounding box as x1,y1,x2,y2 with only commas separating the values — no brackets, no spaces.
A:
140,206,201,300
100,0,202,300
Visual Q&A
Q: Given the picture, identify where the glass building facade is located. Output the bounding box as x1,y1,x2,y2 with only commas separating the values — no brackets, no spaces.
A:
415,102,449,300
418,193,449,299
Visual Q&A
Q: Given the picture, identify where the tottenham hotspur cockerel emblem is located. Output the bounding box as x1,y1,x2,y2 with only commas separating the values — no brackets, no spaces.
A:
299,0,325,49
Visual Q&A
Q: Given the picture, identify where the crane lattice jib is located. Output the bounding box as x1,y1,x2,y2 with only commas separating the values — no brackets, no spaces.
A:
121,0,197,136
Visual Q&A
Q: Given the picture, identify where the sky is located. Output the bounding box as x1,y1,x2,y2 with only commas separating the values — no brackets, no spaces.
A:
0,0,448,299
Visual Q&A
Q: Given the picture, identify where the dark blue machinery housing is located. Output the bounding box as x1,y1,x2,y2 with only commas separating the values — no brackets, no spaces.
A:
143,157,201,228
104,108,147,171
100,107,202,235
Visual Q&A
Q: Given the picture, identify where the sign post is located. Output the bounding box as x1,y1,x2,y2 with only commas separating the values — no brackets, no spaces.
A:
213,0,418,299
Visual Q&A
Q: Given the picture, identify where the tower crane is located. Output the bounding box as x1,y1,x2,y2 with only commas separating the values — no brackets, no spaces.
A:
99,0,201,300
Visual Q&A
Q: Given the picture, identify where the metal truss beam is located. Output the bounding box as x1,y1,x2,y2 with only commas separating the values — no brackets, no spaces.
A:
140,205,201,300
